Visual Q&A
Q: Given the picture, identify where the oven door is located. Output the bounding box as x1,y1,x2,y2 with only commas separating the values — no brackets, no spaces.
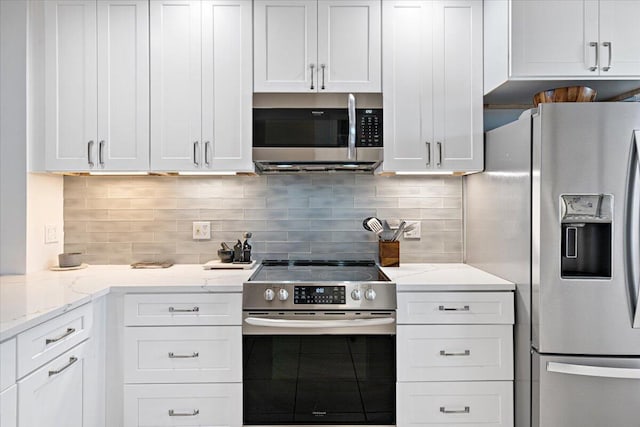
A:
242,312,396,425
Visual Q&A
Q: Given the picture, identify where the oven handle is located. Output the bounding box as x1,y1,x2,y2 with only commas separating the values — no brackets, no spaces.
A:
244,317,394,329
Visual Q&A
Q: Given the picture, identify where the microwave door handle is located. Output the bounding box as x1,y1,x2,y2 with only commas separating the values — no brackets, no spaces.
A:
244,317,394,329
628,130,640,328
547,362,640,380
347,93,356,161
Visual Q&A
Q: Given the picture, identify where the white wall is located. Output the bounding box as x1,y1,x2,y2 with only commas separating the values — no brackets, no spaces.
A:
26,173,63,272
0,0,28,275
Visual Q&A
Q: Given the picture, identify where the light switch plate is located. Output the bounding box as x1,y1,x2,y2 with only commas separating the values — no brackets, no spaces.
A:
192,221,211,240
404,221,421,239
45,224,59,243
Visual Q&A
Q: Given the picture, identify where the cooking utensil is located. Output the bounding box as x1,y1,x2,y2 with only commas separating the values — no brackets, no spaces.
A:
365,217,384,234
391,221,407,241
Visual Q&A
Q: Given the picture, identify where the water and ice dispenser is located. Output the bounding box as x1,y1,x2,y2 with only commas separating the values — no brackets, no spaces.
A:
560,194,613,279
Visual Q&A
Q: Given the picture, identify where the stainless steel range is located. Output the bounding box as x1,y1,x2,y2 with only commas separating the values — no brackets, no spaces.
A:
242,260,397,425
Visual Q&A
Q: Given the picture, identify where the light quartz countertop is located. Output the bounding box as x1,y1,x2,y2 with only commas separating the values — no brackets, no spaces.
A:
0,263,513,341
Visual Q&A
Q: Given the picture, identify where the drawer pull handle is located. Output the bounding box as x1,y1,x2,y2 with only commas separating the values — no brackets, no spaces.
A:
168,352,199,359
168,409,200,417
45,327,76,344
438,305,470,312
168,306,200,313
48,356,78,377
440,406,470,414
440,350,471,356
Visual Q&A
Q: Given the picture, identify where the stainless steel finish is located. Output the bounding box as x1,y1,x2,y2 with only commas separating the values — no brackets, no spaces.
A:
168,306,199,313
438,305,470,312
589,41,598,71
204,141,211,166
546,361,640,379
98,140,105,167
253,147,382,163
46,327,76,345
631,130,640,329
320,64,326,90
48,356,78,377
602,41,612,71
347,93,356,161
242,311,395,335
168,352,199,359
87,140,94,167
168,409,199,417
425,141,431,166
440,406,470,414
192,141,199,167
439,349,471,356
436,141,442,166
309,64,315,90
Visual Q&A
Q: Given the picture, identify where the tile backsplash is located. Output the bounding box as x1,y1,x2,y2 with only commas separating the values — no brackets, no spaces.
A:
63,175,463,264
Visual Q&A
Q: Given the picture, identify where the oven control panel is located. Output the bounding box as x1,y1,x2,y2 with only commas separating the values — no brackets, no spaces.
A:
294,286,346,304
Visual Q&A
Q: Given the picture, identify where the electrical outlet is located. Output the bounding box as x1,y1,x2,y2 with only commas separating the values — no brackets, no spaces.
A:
45,224,59,244
192,221,211,240
403,221,421,239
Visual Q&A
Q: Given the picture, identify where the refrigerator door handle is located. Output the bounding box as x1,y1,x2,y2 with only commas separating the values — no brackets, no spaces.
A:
628,130,640,328
547,362,640,380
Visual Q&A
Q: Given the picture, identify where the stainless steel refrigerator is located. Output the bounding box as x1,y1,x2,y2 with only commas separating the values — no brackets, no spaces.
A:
465,102,640,427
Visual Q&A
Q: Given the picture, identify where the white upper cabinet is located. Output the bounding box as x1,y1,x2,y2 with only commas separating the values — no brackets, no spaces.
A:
383,0,483,174
254,0,381,93
45,0,149,171
150,0,253,172
485,0,640,94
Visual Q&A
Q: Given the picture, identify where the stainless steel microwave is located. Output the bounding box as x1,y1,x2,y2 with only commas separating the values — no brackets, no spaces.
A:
253,94,383,173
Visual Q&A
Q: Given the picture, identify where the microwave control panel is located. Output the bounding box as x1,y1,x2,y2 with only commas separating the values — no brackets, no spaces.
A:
357,109,383,147
294,286,346,304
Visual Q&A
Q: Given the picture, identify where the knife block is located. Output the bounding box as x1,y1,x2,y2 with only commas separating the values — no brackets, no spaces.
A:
378,241,400,267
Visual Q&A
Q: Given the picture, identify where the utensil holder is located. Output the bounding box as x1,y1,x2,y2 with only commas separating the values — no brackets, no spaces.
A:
379,241,400,267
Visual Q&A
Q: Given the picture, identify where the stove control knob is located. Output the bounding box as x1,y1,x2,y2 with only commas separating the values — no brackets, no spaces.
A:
264,289,275,301
351,289,362,301
278,288,289,301
365,288,377,301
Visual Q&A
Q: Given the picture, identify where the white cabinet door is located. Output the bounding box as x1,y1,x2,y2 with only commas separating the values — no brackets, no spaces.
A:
45,0,98,171
18,342,88,427
317,0,381,92
150,0,202,171
599,0,640,77
254,0,318,92
201,0,253,171
0,386,17,427
432,0,483,173
382,0,433,172
96,0,149,171
510,0,599,77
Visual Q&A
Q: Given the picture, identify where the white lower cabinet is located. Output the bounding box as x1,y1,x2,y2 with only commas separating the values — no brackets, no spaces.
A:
397,381,514,427
124,383,242,427
18,341,88,427
0,385,17,427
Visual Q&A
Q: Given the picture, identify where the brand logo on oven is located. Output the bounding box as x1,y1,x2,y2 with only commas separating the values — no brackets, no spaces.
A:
312,411,327,417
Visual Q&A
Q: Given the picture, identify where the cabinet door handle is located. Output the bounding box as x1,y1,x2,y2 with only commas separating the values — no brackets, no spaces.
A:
440,406,470,414
87,140,95,167
193,141,199,167
310,64,315,90
589,41,598,71
98,140,105,167
168,409,199,417
168,352,199,359
436,142,442,167
602,41,612,71
48,356,78,377
204,141,211,167
438,305,470,311
425,142,431,166
440,349,471,356
45,327,76,345
320,64,326,90
168,306,200,313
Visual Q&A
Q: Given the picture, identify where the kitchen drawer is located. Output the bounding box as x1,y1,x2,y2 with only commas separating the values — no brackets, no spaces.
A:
0,385,17,427
123,383,242,427
397,292,514,325
397,325,513,382
397,381,513,427
124,326,241,383
0,339,16,391
17,303,92,378
124,293,241,326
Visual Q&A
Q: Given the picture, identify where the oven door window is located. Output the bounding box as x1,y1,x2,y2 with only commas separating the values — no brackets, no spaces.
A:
243,335,395,425
253,109,349,148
